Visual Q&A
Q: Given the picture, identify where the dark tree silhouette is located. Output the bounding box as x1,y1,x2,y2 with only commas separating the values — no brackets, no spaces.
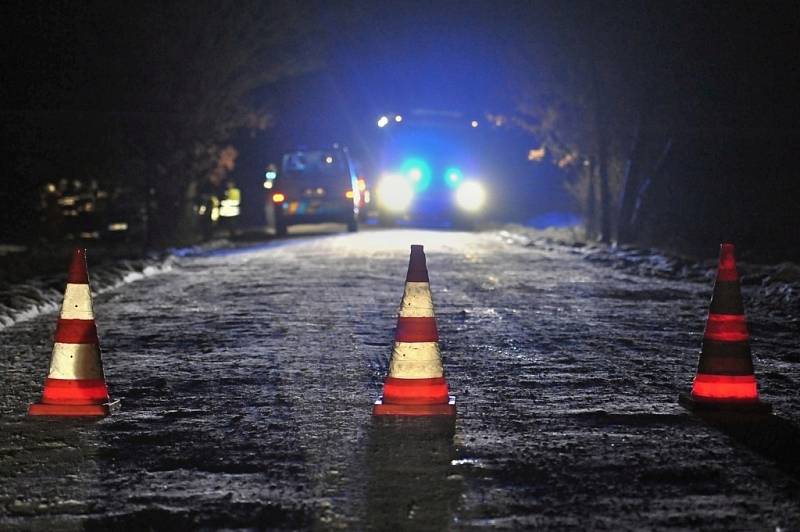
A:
1,0,320,245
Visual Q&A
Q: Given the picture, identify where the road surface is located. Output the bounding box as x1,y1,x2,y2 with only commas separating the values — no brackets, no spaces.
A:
2,229,799,530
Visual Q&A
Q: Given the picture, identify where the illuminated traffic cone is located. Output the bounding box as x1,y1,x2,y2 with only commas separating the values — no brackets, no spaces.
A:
28,248,120,416
373,245,456,416
679,243,771,414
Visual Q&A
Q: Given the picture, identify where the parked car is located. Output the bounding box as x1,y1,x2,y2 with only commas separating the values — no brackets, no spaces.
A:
268,145,360,236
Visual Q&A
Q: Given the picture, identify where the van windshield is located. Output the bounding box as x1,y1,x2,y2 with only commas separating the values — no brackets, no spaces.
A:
281,150,349,186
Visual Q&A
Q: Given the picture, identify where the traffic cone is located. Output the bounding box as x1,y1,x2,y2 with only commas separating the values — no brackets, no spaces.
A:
28,248,120,416
679,243,771,414
373,245,456,416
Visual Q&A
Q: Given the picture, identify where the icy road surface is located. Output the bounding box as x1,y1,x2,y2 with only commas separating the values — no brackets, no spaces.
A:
1,229,799,530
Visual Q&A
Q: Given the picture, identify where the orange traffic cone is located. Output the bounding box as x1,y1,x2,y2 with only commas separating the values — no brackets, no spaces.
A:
679,243,771,414
28,248,120,416
373,245,456,416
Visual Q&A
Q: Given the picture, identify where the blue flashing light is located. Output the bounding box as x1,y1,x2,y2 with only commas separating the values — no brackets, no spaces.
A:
401,158,432,191
444,167,463,188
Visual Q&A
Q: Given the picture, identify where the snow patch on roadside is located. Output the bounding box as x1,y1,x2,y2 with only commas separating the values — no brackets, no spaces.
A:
500,224,800,317
0,257,174,332
169,238,232,257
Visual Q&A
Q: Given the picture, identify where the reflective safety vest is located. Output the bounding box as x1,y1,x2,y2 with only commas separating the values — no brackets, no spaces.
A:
219,187,241,217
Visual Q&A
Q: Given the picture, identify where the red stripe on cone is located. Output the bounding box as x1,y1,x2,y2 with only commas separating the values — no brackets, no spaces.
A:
703,314,749,342
54,319,99,344
691,374,757,400
395,317,439,342
381,377,450,404
40,378,110,405
67,248,90,284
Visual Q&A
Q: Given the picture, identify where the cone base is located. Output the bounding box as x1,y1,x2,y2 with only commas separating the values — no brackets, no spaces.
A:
28,399,120,417
678,392,771,415
373,396,456,417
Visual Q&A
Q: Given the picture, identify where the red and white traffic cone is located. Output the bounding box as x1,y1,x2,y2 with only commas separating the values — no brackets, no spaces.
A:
373,245,456,416
28,248,120,417
679,243,771,414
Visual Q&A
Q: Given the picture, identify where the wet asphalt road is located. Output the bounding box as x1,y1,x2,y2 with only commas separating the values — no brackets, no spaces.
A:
1,229,800,530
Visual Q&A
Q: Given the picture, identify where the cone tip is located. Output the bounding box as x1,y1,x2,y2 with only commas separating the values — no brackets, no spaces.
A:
717,242,738,282
406,244,429,282
67,248,89,284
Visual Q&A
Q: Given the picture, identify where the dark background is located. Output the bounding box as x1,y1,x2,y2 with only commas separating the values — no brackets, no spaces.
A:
2,1,799,260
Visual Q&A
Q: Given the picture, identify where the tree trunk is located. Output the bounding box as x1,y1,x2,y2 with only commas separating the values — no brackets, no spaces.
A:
592,67,612,244
585,157,598,240
617,109,648,244
174,181,201,245
143,169,153,253
629,137,672,231
597,130,611,243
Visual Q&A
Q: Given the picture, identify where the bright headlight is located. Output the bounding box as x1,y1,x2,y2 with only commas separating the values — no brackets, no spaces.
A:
377,174,413,212
455,181,486,212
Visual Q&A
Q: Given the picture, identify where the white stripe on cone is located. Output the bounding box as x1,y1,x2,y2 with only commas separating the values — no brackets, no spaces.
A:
399,282,435,317
388,342,443,379
61,283,94,320
52,281,103,380
48,343,104,379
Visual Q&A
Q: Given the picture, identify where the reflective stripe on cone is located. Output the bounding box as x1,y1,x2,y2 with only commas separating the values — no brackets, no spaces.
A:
60,283,94,320
704,314,748,343
48,343,105,380
399,283,435,317
381,377,450,404
388,342,443,379
40,378,110,405
691,374,758,400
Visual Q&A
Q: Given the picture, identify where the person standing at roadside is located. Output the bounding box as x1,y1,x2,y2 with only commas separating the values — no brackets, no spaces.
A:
219,180,241,235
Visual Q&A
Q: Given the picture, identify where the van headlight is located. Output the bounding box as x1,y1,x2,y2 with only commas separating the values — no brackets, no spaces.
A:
377,174,413,212
455,181,486,212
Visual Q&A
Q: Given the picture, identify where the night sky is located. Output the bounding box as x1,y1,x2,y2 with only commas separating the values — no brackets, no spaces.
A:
3,2,798,127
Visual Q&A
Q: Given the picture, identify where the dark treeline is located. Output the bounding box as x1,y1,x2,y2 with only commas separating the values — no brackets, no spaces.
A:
502,1,800,260
1,0,320,246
